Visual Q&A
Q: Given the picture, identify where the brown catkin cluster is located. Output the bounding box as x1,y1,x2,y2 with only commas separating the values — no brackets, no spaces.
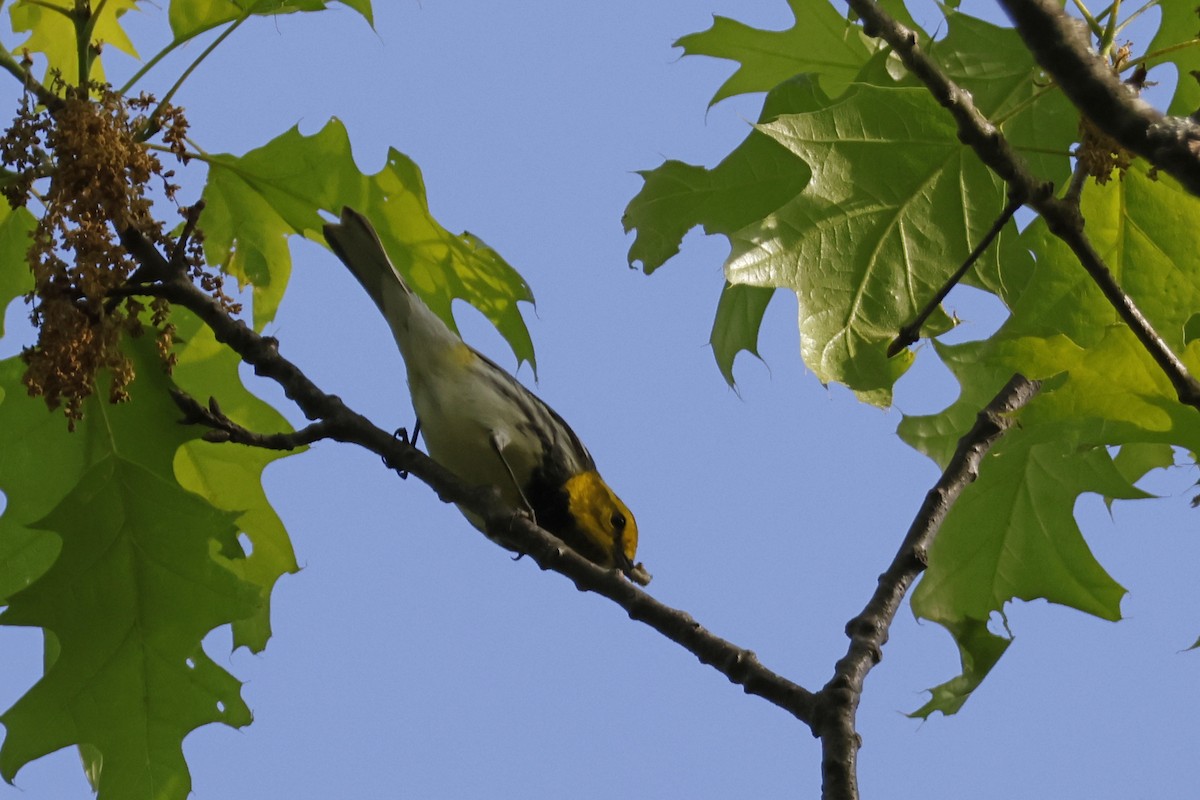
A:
1076,44,1138,185
1077,116,1135,185
0,79,230,429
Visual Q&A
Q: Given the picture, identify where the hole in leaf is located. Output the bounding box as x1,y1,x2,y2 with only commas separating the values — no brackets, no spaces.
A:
216,700,226,714
237,532,253,556
185,657,195,669
986,610,1012,639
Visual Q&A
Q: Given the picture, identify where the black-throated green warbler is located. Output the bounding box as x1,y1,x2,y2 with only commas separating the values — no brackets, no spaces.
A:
324,207,650,585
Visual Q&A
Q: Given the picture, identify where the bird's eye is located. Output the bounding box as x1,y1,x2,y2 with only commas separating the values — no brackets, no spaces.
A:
610,511,626,531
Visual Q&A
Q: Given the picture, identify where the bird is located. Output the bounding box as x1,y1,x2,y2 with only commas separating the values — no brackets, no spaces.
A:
323,207,650,585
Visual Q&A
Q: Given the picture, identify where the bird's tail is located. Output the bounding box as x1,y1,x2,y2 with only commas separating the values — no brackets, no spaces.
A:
324,206,461,358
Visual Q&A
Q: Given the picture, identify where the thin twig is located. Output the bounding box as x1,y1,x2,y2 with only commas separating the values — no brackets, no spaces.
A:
149,18,247,130
812,374,1042,800
169,388,331,450
169,201,205,270
888,191,1024,357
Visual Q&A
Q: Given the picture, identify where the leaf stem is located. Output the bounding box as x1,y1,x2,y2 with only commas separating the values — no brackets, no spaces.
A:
1069,0,1103,38
146,18,246,127
1129,38,1200,70
1099,0,1121,56
1112,0,1160,37
120,40,183,95
145,141,209,165
992,81,1057,126
1062,159,1090,205
70,0,109,88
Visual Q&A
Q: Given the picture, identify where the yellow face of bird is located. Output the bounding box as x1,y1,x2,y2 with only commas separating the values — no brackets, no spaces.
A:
563,470,638,570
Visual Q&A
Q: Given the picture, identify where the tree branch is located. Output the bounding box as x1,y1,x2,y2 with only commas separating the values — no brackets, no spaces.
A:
168,388,332,449
118,227,819,724
812,374,1042,800
998,0,1200,198
841,0,1200,410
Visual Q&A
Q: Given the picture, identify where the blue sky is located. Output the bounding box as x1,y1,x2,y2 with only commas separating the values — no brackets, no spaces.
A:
1,1,1197,798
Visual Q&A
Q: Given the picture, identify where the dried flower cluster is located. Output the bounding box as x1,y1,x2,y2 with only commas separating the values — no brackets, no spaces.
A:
1077,114,1135,184
0,79,232,428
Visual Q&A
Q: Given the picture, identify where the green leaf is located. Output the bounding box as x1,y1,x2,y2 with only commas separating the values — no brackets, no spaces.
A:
0,338,261,799
623,74,820,275
9,0,139,84
1104,439,1173,516
910,616,1011,718
728,84,1006,402
168,0,372,42
170,308,299,652
1148,0,1200,117
0,348,62,606
200,119,536,370
907,428,1136,717
1184,312,1200,345
0,524,59,604
675,0,872,105
899,165,1200,710
0,205,36,338
0,458,257,800
933,11,1077,186
0,354,93,602
1003,167,1200,353
913,431,1133,625
637,8,1072,393
1111,442,1175,489
710,283,776,386
623,76,825,384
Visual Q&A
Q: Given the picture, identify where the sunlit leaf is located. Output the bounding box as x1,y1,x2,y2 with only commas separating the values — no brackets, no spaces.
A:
675,0,871,105
729,84,1005,401
1148,0,1200,117
9,0,139,84
710,282,776,386
171,308,299,652
624,74,819,275
0,205,35,338
168,0,372,42
934,12,1077,185
200,119,536,370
